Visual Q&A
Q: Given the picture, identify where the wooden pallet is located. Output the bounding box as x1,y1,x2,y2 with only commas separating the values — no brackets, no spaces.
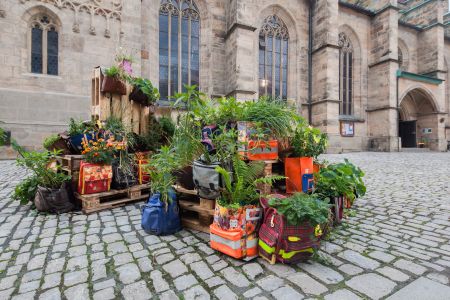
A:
75,184,150,214
91,67,150,135
173,185,215,233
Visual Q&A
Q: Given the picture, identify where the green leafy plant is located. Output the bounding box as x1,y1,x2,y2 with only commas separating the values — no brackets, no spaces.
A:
12,175,39,205
268,193,330,226
147,146,180,203
68,118,95,137
215,154,284,208
241,97,299,139
43,134,60,150
104,116,126,140
130,77,160,105
158,116,175,141
13,146,70,189
104,65,122,78
314,159,366,204
200,126,242,167
215,97,244,124
170,86,207,167
0,126,6,146
291,124,328,158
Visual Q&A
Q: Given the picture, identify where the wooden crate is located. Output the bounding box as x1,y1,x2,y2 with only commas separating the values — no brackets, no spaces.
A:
57,155,83,188
256,160,279,195
75,184,150,214
91,67,150,135
174,185,215,233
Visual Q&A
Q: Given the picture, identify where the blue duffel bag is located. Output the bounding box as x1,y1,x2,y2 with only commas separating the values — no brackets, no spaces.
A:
141,190,182,235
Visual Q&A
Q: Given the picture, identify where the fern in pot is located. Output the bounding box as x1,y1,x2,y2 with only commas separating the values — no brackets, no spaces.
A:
209,153,283,259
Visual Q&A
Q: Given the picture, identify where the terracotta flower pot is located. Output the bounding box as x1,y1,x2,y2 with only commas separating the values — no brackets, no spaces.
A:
101,76,126,95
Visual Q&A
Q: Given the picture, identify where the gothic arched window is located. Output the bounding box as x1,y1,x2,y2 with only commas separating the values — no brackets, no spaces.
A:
259,15,289,99
159,0,200,101
338,33,353,115
30,14,59,75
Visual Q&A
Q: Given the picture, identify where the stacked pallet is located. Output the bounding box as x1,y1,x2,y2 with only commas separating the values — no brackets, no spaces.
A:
173,185,215,233
91,67,150,135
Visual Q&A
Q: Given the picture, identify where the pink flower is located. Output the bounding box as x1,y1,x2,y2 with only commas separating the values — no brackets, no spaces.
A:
119,60,133,75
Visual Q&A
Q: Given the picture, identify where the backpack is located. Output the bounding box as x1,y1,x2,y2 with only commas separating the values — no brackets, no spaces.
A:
141,190,182,235
258,196,321,264
192,157,222,200
201,125,221,152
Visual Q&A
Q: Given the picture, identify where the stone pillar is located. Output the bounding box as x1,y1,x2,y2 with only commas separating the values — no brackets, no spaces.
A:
310,0,341,153
225,0,257,100
366,3,400,151
409,1,447,151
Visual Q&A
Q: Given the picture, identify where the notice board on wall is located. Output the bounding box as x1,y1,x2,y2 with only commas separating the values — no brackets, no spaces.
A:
340,121,354,137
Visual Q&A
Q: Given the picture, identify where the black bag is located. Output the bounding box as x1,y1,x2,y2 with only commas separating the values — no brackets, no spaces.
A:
34,182,75,214
112,160,137,190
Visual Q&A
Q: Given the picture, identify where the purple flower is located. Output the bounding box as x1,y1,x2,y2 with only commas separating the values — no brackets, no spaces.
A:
119,60,133,75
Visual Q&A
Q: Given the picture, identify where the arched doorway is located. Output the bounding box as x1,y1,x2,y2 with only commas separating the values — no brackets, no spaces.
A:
399,88,438,149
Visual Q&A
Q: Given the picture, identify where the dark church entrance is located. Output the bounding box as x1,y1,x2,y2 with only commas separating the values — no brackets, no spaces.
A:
399,120,417,148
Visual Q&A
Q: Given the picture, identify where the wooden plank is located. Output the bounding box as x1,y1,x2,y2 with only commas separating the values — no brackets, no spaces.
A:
132,101,141,133
112,94,122,120
121,84,133,131
173,185,197,196
75,184,149,200
140,106,149,135
181,217,210,233
179,200,215,216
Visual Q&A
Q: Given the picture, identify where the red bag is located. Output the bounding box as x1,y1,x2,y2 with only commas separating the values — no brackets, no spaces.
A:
258,202,321,264
78,161,112,195
332,196,344,223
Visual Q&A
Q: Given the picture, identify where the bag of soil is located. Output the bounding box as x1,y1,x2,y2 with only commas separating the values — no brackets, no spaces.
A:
34,182,75,213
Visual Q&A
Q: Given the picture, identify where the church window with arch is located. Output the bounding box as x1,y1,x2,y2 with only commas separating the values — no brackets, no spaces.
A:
30,14,59,75
159,0,200,101
258,15,289,99
339,32,353,115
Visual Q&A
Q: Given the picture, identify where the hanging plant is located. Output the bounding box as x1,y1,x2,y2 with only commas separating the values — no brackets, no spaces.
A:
129,77,160,106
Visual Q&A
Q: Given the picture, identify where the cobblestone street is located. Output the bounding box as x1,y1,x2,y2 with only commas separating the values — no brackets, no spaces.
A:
0,152,449,300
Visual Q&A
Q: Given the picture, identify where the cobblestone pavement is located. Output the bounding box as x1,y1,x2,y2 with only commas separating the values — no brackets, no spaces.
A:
0,152,450,300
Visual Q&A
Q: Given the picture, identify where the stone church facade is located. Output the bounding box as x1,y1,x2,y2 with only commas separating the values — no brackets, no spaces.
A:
0,0,450,156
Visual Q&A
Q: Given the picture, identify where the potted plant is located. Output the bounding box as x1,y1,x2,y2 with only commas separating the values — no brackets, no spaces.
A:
13,144,75,213
285,124,327,193
141,146,182,235
258,193,330,264
78,137,117,194
68,118,97,154
314,159,366,223
239,97,298,161
129,77,160,106
101,66,127,95
171,86,209,190
43,134,71,155
209,154,283,259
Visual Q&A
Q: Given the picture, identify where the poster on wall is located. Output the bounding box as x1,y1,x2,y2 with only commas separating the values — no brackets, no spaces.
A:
340,121,354,137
